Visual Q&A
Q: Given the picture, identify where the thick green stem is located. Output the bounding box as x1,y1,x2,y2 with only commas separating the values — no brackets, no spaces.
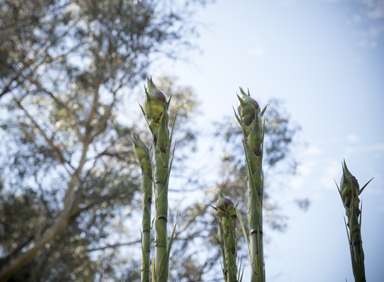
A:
154,142,171,282
216,193,238,282
143,77,174,282
132,135,153,282
236,88,266,282
224,213,237,282
246,147,265,282
141,167,152,282
338,161,369,282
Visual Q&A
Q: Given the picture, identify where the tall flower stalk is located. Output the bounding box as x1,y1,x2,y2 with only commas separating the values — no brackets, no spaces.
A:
213,193,241,282
235,88,267,282
141,77,176,282
336,161,373,282
132,135,153,282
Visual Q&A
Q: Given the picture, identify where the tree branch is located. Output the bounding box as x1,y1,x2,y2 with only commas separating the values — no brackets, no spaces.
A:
15,99,72,172
0,76,18,99
87,240,141,252
0,183,80,281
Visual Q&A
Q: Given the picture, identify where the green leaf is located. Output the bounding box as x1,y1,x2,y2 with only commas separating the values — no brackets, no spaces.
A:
261,105,268,117
237,258,244,282
169,111,178,144
358,177,373,196
158,218,177,279
235,206,252,262
233,107,242,126
242,141,260,204
209,204,218,211
334,179,342,199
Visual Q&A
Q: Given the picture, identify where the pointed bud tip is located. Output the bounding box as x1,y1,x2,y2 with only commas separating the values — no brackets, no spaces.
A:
216,193,234,212
146,77,166,103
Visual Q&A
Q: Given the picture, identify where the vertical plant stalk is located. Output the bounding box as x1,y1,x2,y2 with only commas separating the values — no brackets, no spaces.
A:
214,193,238,282
142,77,175,282
235,88,267,282
336,161,373,282
132,135,153,282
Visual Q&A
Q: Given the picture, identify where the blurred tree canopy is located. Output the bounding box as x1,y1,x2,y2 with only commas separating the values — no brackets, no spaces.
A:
0,0,206,280
0,0,306,281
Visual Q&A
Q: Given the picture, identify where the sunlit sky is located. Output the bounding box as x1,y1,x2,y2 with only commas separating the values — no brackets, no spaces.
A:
150,0,384,281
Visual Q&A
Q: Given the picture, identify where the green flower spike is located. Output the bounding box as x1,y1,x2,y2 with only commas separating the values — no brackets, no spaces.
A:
235,88,266,282
215,192,238,282
140,77,176,282
337,160,373,282
237,88,260,127
237,88,266,157
143,77,168,141
132,134,153,282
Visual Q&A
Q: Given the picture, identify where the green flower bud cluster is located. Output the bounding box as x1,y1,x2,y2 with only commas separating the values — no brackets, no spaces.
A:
340,161,360,218
237,88,260,127
143,77,169,145
236,88,266,157
215,192,238,282
132,134,152,179
216,193,237,228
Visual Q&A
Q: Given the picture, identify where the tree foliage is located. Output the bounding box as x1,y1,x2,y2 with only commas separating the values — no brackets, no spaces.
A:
0,0,306,281
0,0,206,280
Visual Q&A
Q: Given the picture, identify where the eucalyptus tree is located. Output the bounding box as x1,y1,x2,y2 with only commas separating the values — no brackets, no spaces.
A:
0,0,206,280
0,1,306,281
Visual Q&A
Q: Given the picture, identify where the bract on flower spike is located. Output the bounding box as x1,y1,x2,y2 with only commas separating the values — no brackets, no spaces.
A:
140,77,175,282
235,88,266,282
337,160,372,282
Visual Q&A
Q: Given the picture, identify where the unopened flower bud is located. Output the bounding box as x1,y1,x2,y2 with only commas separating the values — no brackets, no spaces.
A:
340,161,361,216
216,192,234,218
147,77,166,103
237,88,260,127
132,134,148,163
144,77,166,121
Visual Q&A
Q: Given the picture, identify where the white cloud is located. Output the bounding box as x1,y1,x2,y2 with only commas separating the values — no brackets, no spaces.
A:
345,146,357,157
326,0,384,48
290,176,304,190
353,14,362,22
347,142,384,154
327,137,343,143
306,145,322,156
362,0,384,19
320,159,341,190
347,134,359,142
290,160,318,190
372,142,384,151
296,164,311,176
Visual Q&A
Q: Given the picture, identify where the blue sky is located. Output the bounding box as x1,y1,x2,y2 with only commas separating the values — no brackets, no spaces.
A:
151,0,384,281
